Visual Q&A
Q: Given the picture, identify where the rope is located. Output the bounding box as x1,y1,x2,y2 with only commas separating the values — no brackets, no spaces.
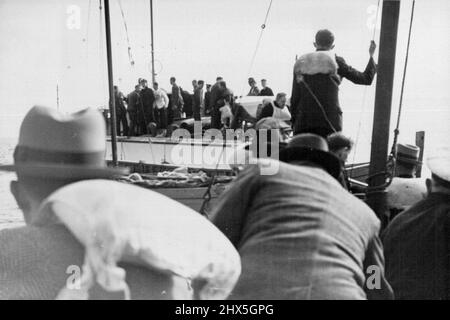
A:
85,0,92,58
199,142,226,218
349,0,381,179
117,0,135,66
241,0,274,95
390,0,416,158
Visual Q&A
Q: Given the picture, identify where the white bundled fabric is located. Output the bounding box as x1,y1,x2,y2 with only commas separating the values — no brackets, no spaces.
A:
36,179,241,300
387,177,427,210
294,51,338,76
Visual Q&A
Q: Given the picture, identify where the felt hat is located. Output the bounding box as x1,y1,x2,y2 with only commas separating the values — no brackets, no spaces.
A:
279,133,341,179
0,106,128,179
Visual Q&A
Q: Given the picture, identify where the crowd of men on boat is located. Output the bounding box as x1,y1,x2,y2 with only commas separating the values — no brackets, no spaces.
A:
110,74,281,138
0,29,448,300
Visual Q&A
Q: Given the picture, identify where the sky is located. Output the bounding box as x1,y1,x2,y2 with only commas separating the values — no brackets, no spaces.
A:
0,0,449,147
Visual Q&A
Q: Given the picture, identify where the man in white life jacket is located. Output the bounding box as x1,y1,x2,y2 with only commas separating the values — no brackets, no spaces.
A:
290,29,377,138
257,92,292,126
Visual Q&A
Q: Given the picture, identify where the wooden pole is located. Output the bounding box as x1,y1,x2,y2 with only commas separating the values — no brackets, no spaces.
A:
150,0,156,85
366,0,401,218
415,131,425,177
104,0,118,166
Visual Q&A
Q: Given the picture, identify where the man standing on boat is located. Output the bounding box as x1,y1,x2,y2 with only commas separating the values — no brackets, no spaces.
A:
113,85,129,136
170,77,184,119
193,80,205,121
149,82,170,137
290,29,377,137
247,77,260,96
259,79,274,96
139,79,156,133
209,77,225,129
126,84,143,136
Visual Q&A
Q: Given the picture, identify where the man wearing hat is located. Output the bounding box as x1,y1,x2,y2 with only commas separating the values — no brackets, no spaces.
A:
0,106,233,299
382,147,450,299
386,143,427,221
211,133,393,300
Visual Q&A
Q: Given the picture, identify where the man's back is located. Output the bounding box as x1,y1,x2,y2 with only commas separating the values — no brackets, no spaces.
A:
127,91,140,113
291,52,376,137
0,225,191,299
211,160,392,299
382,193,450,300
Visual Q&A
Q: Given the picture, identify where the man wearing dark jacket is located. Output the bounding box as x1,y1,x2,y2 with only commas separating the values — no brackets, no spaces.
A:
113,86,129,136
193,80,204,121
382,149,450,300
291,29,377,137
259,79,274,96
209,77,225,129
139,79,155,129
126,85,143,136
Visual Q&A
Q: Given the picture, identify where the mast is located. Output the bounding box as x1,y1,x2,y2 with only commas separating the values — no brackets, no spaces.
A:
366,0,401,218
150,0,156,84
103,0,118,166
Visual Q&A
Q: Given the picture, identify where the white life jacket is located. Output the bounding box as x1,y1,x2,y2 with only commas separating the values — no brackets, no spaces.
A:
36,180,241,300
294,51,339,84
386,177,427,211
271,103,292,122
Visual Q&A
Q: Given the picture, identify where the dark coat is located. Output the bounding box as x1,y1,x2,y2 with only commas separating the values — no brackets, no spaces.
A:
209,83,225,129
180,89,193,118
382,193,450,300
126,91,142,118
140,87,155,124
114,92,127,115
193,87,203,121
204,91,211,115
259,87,274,96
291,51,376,137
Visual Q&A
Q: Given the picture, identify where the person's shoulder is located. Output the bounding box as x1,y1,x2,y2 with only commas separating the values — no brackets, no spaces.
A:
0,226,43,263
334,54,346,64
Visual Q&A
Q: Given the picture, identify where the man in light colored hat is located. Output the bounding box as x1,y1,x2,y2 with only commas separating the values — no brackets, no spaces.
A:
212,133,393,300
382,147,450,299
386,143,427,221
0,106,241,300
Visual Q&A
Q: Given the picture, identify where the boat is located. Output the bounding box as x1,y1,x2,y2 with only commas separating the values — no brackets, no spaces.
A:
99,0,421,219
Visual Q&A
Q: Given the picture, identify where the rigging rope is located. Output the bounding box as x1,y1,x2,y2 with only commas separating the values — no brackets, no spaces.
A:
85,0,92,57
349,0,381,177
390,0,416,159
117,0,135,66
199,141,226,218
241,0,274,95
